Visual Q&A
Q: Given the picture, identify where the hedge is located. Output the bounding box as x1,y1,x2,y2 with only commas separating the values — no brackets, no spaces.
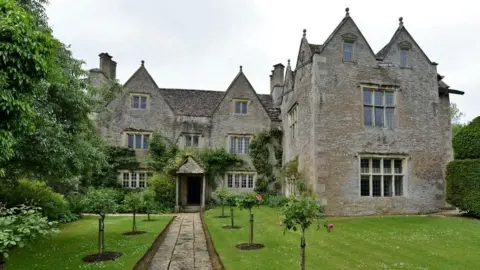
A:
453,116,480,160
446,159,480,216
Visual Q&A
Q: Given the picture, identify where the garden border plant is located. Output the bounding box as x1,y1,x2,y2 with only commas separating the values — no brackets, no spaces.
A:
235,192,264,250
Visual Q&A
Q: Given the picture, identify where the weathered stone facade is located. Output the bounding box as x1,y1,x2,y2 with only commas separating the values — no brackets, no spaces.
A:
92,10,463,216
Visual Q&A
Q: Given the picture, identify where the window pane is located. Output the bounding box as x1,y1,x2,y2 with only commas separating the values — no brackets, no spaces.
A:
386,108,395,128
227,174,233,188
360,159,369,173
147,172,153,178
248,175,254,188
123,173,129,180
140,97,147,109
237,137,243,153
241,102,247,114
128,135,134,148
372,159,381,173
361,175,370,196
400,49,408,67
384,176,393,197
244,137,250,154
343,42,353,61
234,175,240,188
132,96,139,108
395,176,403,196
394,159,402,174
193,136,199,147
384,159,392,174
135,135,142,149
143,134,149,149
241,174,247,188
375,107,384,127
230,137,236,153
375,91,384,106
123,180,129,188
363,89,373,105
385,92,394,106
372,176,381,197
235,102,241,114
364,106,373,127
131,173,137,188
186,135,191,147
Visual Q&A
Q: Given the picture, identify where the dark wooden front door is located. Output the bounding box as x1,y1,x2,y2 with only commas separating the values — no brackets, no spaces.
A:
187,176,201,205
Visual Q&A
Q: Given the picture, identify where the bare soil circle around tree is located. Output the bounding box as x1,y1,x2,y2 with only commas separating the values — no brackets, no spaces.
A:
235,243,265,250
82,252,122,263
222,225,242,229
122,231,147,236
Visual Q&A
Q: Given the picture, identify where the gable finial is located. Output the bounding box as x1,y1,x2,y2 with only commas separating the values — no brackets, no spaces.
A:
303,29,306,38
240,65,243,72
345,7,350,17
399,17,403,26
287,59,291,66
141,60,145,66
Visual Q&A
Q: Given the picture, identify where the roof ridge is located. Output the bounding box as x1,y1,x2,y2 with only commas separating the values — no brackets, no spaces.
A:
159,87,224,93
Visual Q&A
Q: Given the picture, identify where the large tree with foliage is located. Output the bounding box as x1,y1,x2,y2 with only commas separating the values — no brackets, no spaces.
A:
1,0,110,191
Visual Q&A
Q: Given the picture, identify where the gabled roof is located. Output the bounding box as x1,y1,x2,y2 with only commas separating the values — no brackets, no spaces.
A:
376,21,435,65
309,43,323,53
160,88,224,117
123,62,159,89
177,155,204,174
316,13,376,58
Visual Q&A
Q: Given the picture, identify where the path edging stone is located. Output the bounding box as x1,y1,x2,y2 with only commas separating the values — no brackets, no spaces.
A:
133,216,176,270
201,211,225,270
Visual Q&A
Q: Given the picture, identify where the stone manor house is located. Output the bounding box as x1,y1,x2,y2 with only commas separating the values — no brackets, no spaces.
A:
90,10,464,215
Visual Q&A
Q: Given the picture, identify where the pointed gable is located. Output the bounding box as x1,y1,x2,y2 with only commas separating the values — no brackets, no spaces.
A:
284,60,294,90
316,9,377,63
376,18,435,65
177,156,204,174
295,30,314,68
211,67,270,120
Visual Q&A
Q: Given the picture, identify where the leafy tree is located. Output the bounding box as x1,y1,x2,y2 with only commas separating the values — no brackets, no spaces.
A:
123,192,143,233
141,189,157,221
213,187,231,218
280,196,333,270
0,0,57,176
450,102,465,125
148,174,176,212
147,133,178,173
237,192,263,245
0,205,56,266
81,188,117,255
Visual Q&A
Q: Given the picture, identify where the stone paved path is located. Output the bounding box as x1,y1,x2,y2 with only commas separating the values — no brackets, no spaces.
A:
149,213,212,270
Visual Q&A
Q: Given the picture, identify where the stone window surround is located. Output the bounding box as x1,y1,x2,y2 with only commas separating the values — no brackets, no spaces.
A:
397,41,412,68
288,103,298,139
129,93,150,110
360,84,398,129
124,131,152,149
341,33,357,63
227,134,253,154
232,98,249,115
224,171,257,190
357,154,408,197
182,133,203,148
119,170,153,189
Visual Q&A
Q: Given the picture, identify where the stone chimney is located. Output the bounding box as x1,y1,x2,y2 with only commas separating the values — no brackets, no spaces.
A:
99,52,116,80
271,63,285,91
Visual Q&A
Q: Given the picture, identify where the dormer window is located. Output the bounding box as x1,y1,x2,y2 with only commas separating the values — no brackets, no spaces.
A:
234,100,248,115
131,94,148,109
343,42,354,62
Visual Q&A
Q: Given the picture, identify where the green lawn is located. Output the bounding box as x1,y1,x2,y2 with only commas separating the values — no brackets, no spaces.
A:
205,207,480,270
6,215,171,270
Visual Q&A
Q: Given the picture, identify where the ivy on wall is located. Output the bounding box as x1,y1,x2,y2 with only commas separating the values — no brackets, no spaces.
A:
249,128,283,193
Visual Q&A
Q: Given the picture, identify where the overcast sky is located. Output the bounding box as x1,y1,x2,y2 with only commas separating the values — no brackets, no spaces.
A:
46,0,478,122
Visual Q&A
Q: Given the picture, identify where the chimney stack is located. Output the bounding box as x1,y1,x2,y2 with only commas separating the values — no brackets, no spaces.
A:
99,52,117,80
271,63,285,92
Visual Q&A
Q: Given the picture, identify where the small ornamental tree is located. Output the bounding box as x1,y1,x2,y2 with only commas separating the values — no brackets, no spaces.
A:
237,192,263,249
225,193,240,229
123,191,145,235
213,187,231,218
141,189,157,221
0,205,56,268
81,188,118,261
280,196,333,270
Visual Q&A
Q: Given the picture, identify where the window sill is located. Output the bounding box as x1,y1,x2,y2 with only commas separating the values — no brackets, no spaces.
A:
364,126,395,131
233,113,248,116
342,60,357,64
399,66,412,70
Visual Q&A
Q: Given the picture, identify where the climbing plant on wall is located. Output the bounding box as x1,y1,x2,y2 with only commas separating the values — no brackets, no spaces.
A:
249,128,283,193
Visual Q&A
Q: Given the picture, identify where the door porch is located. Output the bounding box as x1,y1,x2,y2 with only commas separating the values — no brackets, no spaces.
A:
174,156,206,213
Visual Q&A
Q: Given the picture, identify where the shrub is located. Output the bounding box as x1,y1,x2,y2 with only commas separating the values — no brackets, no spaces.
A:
141,189,157,221
148,173,175,211
0,179,72,222
0,205,57,265
263,195,288,207
65,194,84,215
446,159,480,216
453,116,480,160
